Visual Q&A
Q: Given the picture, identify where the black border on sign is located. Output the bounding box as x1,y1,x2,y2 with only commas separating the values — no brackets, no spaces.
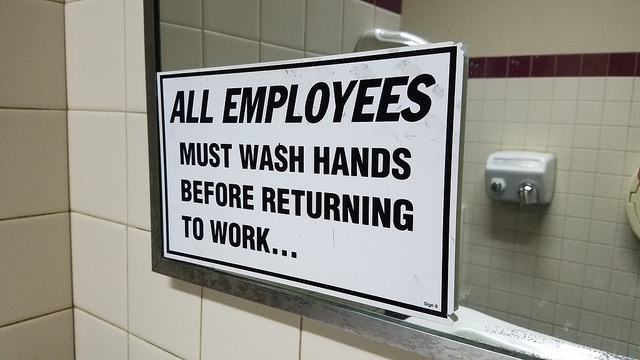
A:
157,46,458,319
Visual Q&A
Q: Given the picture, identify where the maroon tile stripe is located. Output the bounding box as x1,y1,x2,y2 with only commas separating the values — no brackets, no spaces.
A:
469,52,640,78
361,0,402,14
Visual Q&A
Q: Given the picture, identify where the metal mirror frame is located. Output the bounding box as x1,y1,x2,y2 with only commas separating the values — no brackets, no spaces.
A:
142,1,625,359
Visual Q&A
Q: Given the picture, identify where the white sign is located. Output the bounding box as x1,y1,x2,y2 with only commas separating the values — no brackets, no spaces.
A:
157,43,465,320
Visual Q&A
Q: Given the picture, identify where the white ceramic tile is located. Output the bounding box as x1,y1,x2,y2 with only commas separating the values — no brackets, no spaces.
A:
527,100,552,123
506,78,530,100
0,310,74,360
71,213,128,329
201,289,301,360
590,198,620,222
567,172,595,196
261,0,304,49
593,174,623,199
374,7,400,31
465,79,484,100
478,122,503,143
603,315,632,341
68,110,127,223
528,78,554,100
547,124,574,147
127,113,151,230
342,0,375,53
483,78,507,100
65,0,126,111
481,100,505,121
125,0,147,112
626,127,640,153
0,214,71,326
585,244,613,272
578,78,606,102
631,110,640,133
504,100,528,123
633,78,640,102
549,100,576,125
203,31,259,67
588,221,617,246
260,42,305,63
553,77,579,101
572,125,601,149
129,334,181,360
300,318,428,360
305,0,343,55
596,150,625,175
602,101,631,127
599,126,629,151
127,227,201,360
160,23,203,71
524,123,549,147
203,0,259,40
501,123,525,146
0,109,68,219
0,0,66,109
605,77,634,102
159,0,202,28
570,149,598,173
74,309,128,360
575,101,603,125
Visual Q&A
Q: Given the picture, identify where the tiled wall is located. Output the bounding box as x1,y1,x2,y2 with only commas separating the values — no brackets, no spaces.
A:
159,0,402,72
0,0,74,359
65,0,431,359
460,55,640,357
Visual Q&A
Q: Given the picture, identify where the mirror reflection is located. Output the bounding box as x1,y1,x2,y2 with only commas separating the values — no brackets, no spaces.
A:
157,0,640,358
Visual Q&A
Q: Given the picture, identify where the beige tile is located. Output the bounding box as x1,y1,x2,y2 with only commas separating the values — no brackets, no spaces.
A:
0,310,74,360
125,0,147,112
305,0,343,55
71,213,128,329
160,23,203,71
300,318,428,360
68,110,127,223
261,0,305,49
605,77,634,102
374,7,400,31
0,214,71,326
201,289,300,360
203,31,258,67
74,308,128,360
65,0,126,111
260,43,305,63
0,0,66,109
203,0,259,40
129,334,181,360
0,109,68,219
159,0,202,28
128,227,201,360
342,0,375,53
127,113,151,230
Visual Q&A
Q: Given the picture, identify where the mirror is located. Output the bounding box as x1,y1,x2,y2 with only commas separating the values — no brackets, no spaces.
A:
146,0,638,358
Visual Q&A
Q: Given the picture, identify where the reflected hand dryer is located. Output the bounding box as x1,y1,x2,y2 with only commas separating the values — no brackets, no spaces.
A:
485,151,555,206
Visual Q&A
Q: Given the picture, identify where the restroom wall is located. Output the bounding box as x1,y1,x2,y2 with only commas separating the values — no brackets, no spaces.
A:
402,0,640,57
460,63,640,358
65,0,432,359
401,1,640,357
0,0,74,359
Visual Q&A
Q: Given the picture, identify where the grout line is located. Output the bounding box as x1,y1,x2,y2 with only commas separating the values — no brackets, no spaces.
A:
0,210,71,222
0,307,74,329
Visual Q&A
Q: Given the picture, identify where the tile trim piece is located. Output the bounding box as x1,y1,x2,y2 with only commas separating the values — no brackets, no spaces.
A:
469,52,639,78
361,0,402,14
